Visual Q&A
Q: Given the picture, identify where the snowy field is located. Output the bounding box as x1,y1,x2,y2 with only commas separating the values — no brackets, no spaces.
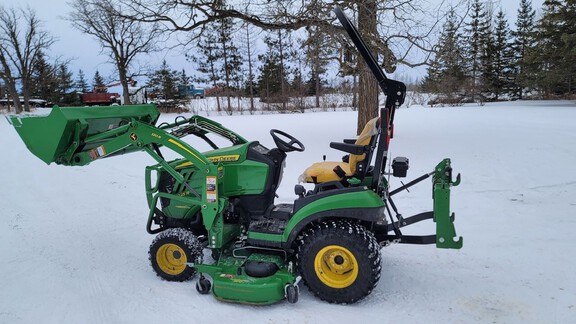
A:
1,100,575,323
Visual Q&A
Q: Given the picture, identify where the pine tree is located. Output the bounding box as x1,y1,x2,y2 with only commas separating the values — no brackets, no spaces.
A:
464,0,491,101
76,69,89,93
147,60,179,99
484,10,514,101
511,0,536,99
526,0,567,96
239,22,258,114
178,69,190,88
92,71,107,93
186,0,241,113
30,51,57,101
304,26,332,108
257,54,285,103
291,64,307,112
55,64,74,104
188,21,222,111
215,11,243,114
421,9,467,105
557,0,576,94
257,29,294,111
421,58,441,94
30,55,77,105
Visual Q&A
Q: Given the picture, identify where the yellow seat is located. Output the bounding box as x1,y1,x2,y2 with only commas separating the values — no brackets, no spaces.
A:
300,116,379,183
299,161,352,183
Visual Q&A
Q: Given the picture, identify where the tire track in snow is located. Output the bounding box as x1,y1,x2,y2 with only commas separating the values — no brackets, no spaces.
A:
465,180,576,194
527,180,576,190
87,275,116,323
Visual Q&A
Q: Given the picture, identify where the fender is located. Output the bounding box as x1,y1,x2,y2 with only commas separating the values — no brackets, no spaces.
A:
282,188,385,247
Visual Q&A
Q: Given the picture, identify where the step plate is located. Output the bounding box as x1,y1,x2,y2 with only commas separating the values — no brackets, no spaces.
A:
248,218,287,235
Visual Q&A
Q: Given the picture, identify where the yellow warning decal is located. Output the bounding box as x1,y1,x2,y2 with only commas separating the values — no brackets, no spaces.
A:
88,145,107,160
206,176,217,203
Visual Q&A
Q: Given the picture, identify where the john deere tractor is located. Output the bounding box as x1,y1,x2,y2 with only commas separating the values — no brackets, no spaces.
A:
7,8,462,305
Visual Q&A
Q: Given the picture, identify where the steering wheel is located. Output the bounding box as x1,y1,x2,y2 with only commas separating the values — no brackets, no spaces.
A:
270,129,305,153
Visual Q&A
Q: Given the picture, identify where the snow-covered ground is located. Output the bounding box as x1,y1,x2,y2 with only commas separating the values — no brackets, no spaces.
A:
1,100,575,323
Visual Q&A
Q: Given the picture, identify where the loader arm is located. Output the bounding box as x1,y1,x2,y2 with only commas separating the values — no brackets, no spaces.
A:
7,105,224,233
95,124,231,235
70,120,209,174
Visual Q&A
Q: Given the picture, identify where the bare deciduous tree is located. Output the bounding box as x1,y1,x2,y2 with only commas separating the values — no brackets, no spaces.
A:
67,0,161,105
0,6,55,113
356,2,380,132
240,22,259,114
0,52,20,112
116,0,456,132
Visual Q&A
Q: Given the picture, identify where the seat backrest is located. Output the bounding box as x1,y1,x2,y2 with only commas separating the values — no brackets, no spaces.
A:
348,116,380,175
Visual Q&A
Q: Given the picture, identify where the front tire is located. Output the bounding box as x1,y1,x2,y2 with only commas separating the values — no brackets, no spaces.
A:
149,228,202,281
297,220,381,304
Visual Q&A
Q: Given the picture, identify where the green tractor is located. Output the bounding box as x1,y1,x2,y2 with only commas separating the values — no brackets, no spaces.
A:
6,8,462,305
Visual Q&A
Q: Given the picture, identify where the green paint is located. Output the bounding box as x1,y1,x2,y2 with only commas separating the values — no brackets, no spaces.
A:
9,104,464,305
432,159,463,249
195,254,296,304
282,190,384,241
6,105,159,164
246,231,283,243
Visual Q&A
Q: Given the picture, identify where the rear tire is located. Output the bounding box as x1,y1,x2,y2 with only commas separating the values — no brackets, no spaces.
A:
149,228,202,281
297,220,381,304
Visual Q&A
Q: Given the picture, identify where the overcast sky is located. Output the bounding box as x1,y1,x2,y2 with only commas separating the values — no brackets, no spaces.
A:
2,0,546,86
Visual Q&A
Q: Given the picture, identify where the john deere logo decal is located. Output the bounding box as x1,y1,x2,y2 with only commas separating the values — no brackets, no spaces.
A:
130,133,138,141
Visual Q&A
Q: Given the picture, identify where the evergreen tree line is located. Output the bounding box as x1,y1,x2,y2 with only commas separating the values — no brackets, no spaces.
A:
27,52,96,106
17,22,333,111
422,0,576,104
187,13,334,114
21,54,121,106
144,16,334,114
16,55,199,107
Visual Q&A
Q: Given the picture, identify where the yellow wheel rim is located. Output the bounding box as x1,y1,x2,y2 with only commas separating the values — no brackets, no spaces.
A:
156,243,187,275
314,245,358,288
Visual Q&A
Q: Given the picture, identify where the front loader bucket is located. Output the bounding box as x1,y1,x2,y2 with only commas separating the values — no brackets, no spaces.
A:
7,105,160,165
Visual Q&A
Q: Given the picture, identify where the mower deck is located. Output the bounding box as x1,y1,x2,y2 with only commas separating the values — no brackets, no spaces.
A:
195,253,296,305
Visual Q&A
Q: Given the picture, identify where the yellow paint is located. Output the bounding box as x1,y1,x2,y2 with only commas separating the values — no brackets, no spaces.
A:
301,162,352,183
300,116,379,183
168,139,206,164
214,285,252,293
177,190,191,197
230,278,250,283
176,161,193,169
314,245,358,289
156,243,187,275
207,155,240,163
176,155,239,169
